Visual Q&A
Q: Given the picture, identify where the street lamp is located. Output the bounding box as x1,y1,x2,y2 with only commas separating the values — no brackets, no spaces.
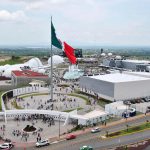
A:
58,114,61,139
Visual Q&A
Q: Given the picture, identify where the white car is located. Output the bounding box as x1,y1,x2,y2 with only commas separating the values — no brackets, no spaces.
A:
0,142,14,149
91,127,101,133
36,139,50,147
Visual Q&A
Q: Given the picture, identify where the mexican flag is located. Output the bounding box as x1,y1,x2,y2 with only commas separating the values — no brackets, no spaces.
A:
63,42,77,64
51,21,77,64
51,21,62,49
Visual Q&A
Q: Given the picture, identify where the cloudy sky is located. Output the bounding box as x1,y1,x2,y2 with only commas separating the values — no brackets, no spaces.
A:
0,0,150,46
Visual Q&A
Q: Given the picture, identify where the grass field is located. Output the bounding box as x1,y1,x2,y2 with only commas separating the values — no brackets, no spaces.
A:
107,122,150,137
0,57,23,65
0,92,3,111
63,107,83,112
74,90,111,107
18,93,49,99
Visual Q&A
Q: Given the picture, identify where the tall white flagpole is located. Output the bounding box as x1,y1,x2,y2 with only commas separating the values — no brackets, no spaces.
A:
50,16,53,101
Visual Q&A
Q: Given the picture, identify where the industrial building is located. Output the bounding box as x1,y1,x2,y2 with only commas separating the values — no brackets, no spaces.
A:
103,59,150,72
80,73,150,101
11,70,50,86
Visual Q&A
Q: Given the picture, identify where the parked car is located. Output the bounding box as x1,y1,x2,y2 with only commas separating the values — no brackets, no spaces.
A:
140,100,145,103
0,142,14,149
124,101,131,105
80,145,93,150
130,100,136,104
143,98,148,102
135,99,141,103
66,134,76,140
91,127,101,133
145,98,150,102
35,139,50,147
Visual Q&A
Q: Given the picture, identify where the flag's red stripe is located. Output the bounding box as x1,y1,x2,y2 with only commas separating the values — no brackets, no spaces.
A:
64,42,77,64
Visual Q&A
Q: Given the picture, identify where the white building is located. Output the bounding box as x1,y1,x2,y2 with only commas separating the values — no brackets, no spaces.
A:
80,73,150,101
102,59,150,72
105,101,129,116
70,110,108,125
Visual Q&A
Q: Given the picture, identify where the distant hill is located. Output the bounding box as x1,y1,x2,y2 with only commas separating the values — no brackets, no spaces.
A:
0,46,150,59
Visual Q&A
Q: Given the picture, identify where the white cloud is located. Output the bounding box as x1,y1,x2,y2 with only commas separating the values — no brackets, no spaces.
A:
25,2,45,10
24,0,70,10
0,10,28,22
0,0,150,46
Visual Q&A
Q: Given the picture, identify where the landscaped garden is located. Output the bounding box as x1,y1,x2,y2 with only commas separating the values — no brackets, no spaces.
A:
68,93,91,105
106,122,150,138
23,125,37,132
74,90,111,107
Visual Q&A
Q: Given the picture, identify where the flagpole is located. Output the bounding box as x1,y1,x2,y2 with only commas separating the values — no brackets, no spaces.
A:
50,16,53,102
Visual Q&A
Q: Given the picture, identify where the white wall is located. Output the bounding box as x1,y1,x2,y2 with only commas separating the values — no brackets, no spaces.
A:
114,79,150,100
80,76,114,101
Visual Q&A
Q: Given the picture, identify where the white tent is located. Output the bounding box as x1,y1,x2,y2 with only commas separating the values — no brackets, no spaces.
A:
48,55,64,65
25,57,43,68
0,57,44,78
105,101,129,116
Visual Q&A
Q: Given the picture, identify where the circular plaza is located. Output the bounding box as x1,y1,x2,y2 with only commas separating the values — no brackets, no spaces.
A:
0,80,100,143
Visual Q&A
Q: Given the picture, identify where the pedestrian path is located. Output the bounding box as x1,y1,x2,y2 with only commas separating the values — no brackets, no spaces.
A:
6,113,150,148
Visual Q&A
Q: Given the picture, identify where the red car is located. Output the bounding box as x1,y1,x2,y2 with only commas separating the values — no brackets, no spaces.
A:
66,134,76,140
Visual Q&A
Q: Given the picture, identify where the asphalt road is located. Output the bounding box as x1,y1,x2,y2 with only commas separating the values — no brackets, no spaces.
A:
14,115,150,150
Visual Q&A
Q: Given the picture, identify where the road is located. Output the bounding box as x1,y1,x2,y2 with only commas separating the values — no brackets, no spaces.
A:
14,115,150,150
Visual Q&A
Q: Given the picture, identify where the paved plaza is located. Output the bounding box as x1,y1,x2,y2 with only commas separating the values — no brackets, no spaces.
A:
7,94,86,111
1,78,104,144
0,119,73,143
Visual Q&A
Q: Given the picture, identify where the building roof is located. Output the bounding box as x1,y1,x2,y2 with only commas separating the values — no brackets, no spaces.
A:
29,80,47,86
123,59,150,64
12,70,48,78
124,71,150,78
71,110,108,120
105,101,128,110
82,110,107,118
90,73,150,83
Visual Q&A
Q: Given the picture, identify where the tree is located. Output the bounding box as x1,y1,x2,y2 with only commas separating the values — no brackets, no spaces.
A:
105,130,109,137
100,117,102,124
96,118,99,124
146,120,149,126
126,124,129,132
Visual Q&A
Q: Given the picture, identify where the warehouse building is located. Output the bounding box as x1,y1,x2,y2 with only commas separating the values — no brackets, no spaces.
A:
80,73,150,101
102,59,150,72
11,70,50,86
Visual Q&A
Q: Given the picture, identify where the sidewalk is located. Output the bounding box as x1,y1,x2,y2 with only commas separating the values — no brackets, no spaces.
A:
9,113,150,148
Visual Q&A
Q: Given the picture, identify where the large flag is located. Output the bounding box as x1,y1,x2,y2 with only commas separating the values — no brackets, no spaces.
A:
51,21,76,64
63,42,77,64
51,21,62,49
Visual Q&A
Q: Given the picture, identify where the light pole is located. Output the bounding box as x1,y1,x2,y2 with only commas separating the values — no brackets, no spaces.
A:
58,114,61,139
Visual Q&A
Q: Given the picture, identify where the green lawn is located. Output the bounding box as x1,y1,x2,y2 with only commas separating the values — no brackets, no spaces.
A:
63,107,83,112
97,99,111,108
57,84,70,88
18,93,49,98
107,122,150,137
0,58,23,65
74,90,111,107
0,92,3,111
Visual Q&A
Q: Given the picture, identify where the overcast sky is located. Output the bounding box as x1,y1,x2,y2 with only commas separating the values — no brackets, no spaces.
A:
0,0,150,46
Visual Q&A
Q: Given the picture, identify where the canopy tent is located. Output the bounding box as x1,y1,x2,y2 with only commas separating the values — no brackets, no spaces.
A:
29,80,47,87
105,101,129,116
